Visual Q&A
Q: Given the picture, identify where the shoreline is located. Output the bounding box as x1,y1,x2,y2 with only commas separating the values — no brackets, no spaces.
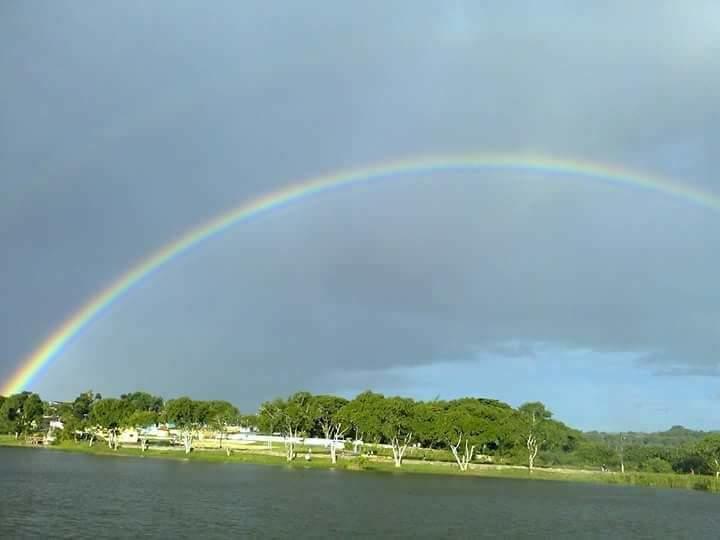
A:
1,437,717,493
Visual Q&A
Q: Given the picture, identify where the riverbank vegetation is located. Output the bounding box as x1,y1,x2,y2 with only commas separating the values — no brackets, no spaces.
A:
2,389,720,493
1,433,718,493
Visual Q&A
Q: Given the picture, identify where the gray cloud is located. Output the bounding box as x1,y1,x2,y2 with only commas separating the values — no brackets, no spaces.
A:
2,2,719,411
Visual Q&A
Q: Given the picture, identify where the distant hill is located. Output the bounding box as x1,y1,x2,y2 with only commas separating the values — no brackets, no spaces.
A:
584,425,719,448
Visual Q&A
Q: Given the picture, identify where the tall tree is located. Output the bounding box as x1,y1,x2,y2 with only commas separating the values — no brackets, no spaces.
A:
165,397,208,454
378,396,417,467
240,414,259,430
89,398,127,450
436,400,488,471
0,392,44,439
337,391,386,453
72,391,97,420
120,392,164,413
125,410,159,452
518,402,551,472
206,400,239,449
412,399,446,450
258,392,315,461
696,435,720,479
310,395,349,464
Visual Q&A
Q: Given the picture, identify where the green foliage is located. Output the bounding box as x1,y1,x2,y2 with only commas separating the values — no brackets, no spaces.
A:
434,398,514,452
640,457,674,473
165,397,208,428
673,452,708,475
585,425,718,448
694,434,720,476
206,400,239,426
518,402,553,420
72,391,98,419
126,410,158,429
568,440,619,467
258,392,315,437
120,392,164,413
377,396,417,444
0,392,44,436
308,395,348,438
336,391,386,443
8,387,720,486
240,414,259,429
89,398,126,430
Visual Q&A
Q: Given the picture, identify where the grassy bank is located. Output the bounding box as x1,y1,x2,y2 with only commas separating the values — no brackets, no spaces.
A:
1,435,717,493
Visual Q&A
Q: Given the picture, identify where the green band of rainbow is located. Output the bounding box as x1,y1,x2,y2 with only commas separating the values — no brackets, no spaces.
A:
3,153,719,396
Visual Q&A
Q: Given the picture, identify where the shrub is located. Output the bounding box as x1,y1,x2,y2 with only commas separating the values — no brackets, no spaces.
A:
639,457,673,473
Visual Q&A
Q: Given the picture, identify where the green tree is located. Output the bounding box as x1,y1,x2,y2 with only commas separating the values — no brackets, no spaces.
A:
337,391,386,453
518,401,551,472
672,447,707,475
89,398,127,450
240,414,259,429
206,400,239,449
0,392,44,439
640,457,673,473
120,392,164,413
258,392,315,461
377,396,417,467
165,397,208,454
695,435,720,479
309,395,349,464
125,410,159,451
436,399,497,471
412,399,446,450
72,391,97,420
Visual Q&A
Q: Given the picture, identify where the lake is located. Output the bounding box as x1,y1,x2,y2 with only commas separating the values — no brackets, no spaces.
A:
1,447,717,538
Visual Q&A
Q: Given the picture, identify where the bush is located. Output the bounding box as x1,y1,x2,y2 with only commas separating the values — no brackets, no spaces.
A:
639,457,673,473
346,455,369,471
673,454,709,475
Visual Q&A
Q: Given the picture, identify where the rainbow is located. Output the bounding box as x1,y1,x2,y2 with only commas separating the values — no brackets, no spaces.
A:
3,153,720,396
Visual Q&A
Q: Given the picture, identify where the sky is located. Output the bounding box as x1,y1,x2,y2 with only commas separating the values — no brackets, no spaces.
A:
1,1,719,431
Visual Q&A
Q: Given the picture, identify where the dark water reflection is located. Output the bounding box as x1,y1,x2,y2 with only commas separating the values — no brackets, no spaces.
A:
1,447,717,538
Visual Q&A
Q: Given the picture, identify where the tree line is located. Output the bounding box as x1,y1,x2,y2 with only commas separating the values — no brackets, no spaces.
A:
3,389,720,475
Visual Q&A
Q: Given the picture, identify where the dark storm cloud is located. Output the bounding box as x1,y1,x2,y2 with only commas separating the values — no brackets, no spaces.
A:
1,1,719,406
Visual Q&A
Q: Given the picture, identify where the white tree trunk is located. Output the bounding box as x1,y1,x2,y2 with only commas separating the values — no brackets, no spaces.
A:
328,424,347,464
450,436,475,472
527,433,539,472
182,430,193,454
391,433,412,467
284,430,297,461
323,424,337,464
106,430,118,450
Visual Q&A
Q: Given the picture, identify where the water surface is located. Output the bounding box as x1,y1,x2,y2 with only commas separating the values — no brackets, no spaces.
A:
1,447,717,538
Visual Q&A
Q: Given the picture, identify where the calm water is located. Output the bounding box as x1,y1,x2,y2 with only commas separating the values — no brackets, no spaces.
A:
1,448,718,539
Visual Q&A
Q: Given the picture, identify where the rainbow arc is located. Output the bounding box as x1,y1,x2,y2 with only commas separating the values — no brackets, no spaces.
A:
3,153,719,396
